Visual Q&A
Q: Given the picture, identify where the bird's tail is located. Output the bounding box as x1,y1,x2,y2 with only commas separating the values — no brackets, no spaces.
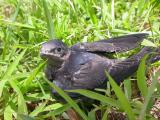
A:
133,46,160,64
110,46,160,84
149,48,160,63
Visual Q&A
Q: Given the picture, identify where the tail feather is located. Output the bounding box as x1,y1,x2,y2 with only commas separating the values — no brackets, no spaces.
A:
109,46,160,83
149,47,160,63
133,46,160,63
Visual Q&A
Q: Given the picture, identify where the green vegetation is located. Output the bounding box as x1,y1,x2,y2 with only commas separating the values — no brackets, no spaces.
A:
0,0,160,119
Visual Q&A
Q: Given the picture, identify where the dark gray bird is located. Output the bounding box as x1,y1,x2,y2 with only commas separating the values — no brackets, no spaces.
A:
40,33,159,98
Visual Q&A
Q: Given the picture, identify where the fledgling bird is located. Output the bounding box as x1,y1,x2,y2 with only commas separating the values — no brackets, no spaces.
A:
40,33,159,98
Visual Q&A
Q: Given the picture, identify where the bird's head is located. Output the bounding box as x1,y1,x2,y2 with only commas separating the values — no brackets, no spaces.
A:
40,40,69,63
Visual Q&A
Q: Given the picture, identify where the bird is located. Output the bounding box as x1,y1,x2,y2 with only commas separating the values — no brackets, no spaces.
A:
40,33,159,98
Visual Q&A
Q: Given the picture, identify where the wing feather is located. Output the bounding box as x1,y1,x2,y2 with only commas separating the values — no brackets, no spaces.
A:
71,33,148,53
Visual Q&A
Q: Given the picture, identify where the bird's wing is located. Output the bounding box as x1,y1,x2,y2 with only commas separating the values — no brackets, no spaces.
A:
71,60,107,89
108,58,139,84
71,33,148,53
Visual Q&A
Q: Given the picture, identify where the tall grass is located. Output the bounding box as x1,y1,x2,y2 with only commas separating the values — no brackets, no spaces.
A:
0,0,160,119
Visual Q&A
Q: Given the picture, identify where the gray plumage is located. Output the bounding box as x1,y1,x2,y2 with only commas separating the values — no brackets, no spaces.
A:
71,33,148,52
40,33,159,97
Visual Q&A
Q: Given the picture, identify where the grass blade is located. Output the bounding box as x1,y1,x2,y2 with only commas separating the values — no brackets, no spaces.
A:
3,49,26,79
0,49,26,97
29,102,46,117
45,79,90,120
141,40,157,47
4,105,13,120
124,79,132,100
22,61,46,94
0,20,36,29
68,89,121,108
9,79,28,115
17,114,35,120
137,55,148,98
86,2,98,25
111,0,115,28
106,71,135,120
42,0,55,39
139,70,160,119
43,103,71,118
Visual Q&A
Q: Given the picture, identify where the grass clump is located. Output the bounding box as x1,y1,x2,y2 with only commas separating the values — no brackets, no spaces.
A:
0,0,160,119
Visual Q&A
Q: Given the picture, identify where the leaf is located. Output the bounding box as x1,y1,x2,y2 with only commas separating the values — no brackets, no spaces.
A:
102,109,109,120
4,105,13,120
0,20,35,29
124,79,132,100
43,103,62,111
17,114,35,120
3,49,26,79
29,102,46,117
45,103,71,117
0,49,26,97
137,55,148,98
106,71,135,120
9,79,28,115
88,110,96,120
24,92,51,101
68,89,121,108
141,39,157,47
18,94,28,115
22,61,46,94
42,0,55,39
45,79,90,120
139,70,160,119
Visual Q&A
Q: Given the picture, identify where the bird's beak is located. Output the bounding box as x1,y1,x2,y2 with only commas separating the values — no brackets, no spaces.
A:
40,49,49,59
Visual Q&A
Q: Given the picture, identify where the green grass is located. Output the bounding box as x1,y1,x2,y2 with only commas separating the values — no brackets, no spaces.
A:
0,0,160,119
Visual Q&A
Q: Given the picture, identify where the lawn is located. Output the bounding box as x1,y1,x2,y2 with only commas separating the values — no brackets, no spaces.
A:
0,0,160,120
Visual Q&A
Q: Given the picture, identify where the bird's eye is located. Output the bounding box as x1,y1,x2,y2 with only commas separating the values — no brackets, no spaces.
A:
57,48,62,52
50,47,62,54
54,47,62,54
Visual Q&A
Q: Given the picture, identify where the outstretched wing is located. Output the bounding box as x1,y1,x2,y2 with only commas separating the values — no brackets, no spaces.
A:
71,33,148,53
